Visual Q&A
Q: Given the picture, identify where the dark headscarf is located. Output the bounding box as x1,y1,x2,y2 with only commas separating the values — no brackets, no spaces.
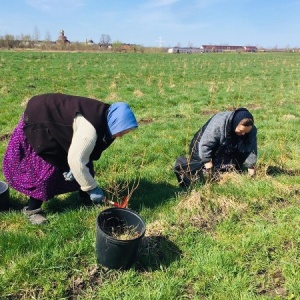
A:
232,109,254,131
231,109,254,144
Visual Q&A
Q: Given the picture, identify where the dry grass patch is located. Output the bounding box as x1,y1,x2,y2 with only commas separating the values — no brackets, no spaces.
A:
282,114,297,121
175,187,248,232
217,171,244,185
133,89,144,97
144,219,168,237
20,96,30,107
106,92,119,101
0,219,24,232
0,133,11,141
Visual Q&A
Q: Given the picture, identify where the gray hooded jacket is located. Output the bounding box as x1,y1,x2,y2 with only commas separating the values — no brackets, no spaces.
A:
189,109,257,168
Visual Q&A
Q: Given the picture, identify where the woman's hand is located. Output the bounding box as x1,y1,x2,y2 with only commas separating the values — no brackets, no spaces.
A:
248,168,255,177
204,161,213,169
203,161,218,182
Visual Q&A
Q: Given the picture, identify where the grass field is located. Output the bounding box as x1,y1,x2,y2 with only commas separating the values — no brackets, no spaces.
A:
1,50,300,299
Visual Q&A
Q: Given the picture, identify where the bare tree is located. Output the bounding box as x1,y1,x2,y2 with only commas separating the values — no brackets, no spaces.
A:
4,34,15,48
20,34,32,48
45,31,52,42
33,26,40,42
99,34,111,46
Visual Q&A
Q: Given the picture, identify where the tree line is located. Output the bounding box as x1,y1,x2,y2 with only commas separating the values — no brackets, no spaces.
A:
0,33,165,53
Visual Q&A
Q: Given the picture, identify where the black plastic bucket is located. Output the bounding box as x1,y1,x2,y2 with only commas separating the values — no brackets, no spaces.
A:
96,207,146,270
0,181,9,211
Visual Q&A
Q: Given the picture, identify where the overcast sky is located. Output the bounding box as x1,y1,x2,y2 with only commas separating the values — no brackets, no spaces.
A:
0,0,299,48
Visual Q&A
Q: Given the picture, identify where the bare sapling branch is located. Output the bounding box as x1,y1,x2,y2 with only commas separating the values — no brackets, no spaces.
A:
103,150,145,206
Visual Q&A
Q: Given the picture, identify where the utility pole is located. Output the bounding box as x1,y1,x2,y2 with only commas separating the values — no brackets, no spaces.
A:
156,36,165,48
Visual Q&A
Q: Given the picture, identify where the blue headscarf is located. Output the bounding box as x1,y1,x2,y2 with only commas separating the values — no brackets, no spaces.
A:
107,102,138,136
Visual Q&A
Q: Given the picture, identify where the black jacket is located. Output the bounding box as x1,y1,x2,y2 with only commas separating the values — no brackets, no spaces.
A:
23,93,114,168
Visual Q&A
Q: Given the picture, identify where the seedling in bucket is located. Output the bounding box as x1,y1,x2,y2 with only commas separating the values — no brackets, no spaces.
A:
110,224,140,240
96,207,146,269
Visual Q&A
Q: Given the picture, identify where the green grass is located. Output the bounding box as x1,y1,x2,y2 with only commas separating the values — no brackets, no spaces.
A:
1,51,300,299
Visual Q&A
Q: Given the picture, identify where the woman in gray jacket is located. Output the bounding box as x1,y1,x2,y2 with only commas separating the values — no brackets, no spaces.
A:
175,108,257,188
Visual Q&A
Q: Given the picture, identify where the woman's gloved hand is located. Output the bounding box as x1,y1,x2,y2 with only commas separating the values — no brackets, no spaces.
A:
88,187,106,204
63,170,75,181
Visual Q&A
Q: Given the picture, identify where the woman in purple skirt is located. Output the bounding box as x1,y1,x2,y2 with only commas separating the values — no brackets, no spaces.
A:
3,93,138,224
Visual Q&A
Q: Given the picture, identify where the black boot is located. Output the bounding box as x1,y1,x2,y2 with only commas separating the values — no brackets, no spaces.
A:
78,190,93,206
23,197,47,225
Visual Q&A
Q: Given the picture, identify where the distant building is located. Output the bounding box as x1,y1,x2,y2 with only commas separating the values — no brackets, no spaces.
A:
56,30,70,44
244,46,258,52
168,47,203,54
85,39,94,45
115,43,140,52
168,45,257,53
201,45,257,52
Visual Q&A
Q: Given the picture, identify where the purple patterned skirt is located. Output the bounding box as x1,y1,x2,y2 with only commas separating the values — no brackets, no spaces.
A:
3,116,80,201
